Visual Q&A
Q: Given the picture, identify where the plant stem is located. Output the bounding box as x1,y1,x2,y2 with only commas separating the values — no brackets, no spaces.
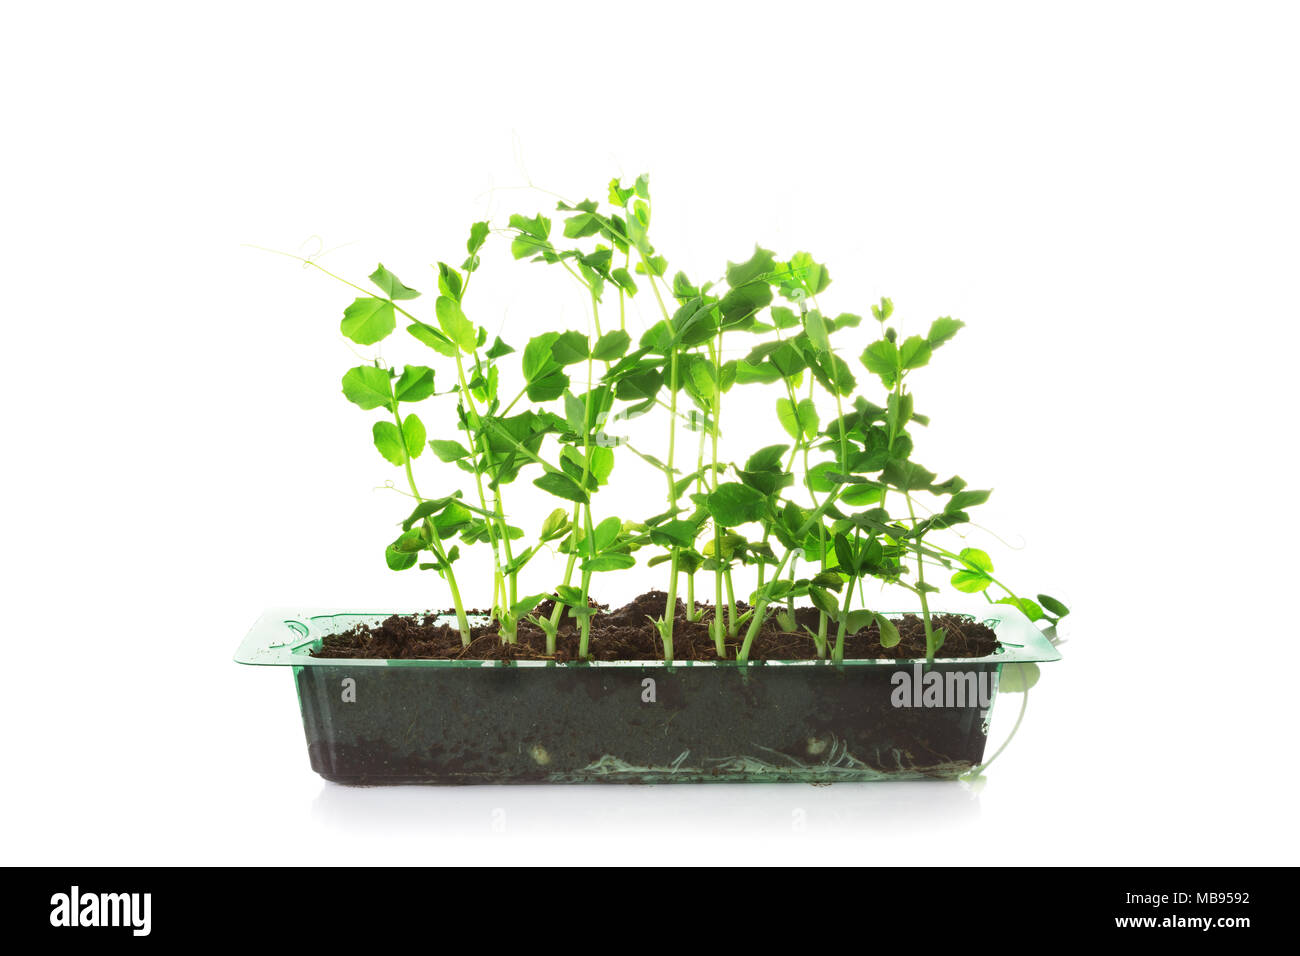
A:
548,505,582,637
737,490,842,662
497,496,517,606
724,568,738,638
390,400,470,644
663,554,679,664
619,248,629,331
832,576,855,663
578,567,594,658
737,551,792,661
452,354,507,622
707,335,727,652
661,345,681,654
712,557,726,656
906,494,938,662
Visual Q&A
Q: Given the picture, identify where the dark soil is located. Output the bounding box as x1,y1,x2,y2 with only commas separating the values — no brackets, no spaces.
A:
312,591,999,662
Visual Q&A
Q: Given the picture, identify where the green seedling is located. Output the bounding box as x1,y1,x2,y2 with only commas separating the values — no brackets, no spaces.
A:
271,174,1068,663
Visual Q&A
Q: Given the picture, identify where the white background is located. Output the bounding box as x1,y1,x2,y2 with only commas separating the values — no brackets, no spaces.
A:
3,0,1297,865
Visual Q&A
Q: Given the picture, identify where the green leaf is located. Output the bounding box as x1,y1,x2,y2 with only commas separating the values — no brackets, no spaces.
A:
746,444,789,472
688,360,718,400
482,410,549,484
588,444,615,484
1038,594,1071,618
592,516,622,552
805,461,840,494
369,264,421,300
509,212,550,239
726,246,776,288
881,459,937,491
534,471,589,504
706,482,765,527
959,547,994,572
436,262,463,301
610,267,638,297
672,298,719,347
385,538,419,570
402,414,426,459
393,365,435,403
927,316,965,348
813,352,857,397
340,297,396,346
775,397,818,441
929,474,967,495
899,335,932,370
736,454,792,496
407,321,459,357
804,310,830,352
511,234,550,260
788,251,831,295
649,519,699,549
563,391,586,434
551,330,590,365
341,365,393,411
510,593,551,619
584,553,635,573
435,296,476,353
554,585,584,607
876,614,901,648
391,528,425,554
485,335,514,360
429,439,470,462
371,421,407,466
770,306,800,330
521,333,570,401
997,596,1044,622
609,179,635,207
432,501,473,537
400,495,455,531
886,392,912,435
834,533,857,574
638,320,673,354
540,508,570,540
946,489,992,512
860,339,900,388
841,484,883,506
733,359,781,384
951,570,993,593
809,587,839,617
844,609,875,634
592,329,631,361
798,398,819,438
999,662,1040,693
466,220,490,256
563,200,603,239
719,282,773,328
636,254,668,277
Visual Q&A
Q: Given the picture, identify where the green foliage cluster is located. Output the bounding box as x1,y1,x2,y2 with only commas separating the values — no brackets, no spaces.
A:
315,176,1068,663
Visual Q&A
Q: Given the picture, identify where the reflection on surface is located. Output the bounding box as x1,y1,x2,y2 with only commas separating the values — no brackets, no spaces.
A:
312,778,982,838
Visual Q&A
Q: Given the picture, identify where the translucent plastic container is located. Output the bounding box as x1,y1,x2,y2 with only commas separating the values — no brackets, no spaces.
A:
235,606,1060,784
